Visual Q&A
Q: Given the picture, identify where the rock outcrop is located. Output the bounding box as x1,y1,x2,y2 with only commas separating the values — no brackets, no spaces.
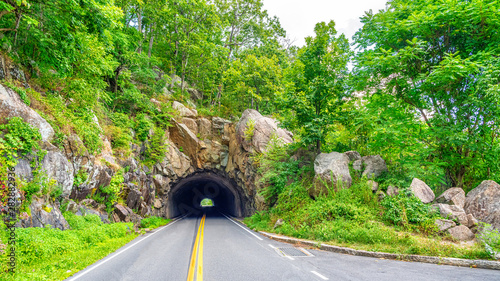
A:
0,84,55,141
464,180,500,230
18,196,70,230
436,187,465,208
41,151,75,197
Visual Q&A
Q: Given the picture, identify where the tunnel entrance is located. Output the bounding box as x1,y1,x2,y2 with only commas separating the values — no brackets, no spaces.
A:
166,170,245,218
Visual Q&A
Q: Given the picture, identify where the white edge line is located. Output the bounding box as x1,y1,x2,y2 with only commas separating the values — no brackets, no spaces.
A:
286,255,295,261
222,213,263,241
268,244,277,249
68,216,185,280
311,270,329,280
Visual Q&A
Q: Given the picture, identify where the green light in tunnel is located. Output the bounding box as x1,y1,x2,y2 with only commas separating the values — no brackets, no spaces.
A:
200,198,214,207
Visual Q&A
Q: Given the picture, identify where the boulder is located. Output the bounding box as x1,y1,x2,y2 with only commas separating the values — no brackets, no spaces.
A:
310,152,352,197
18,197,69,230
0,84,55,142
41,151,75,197
158,139,193,178
367,180,378,192
197,118,211,139
436,187,465,208
464,180,500,230
236,109,292,154
344,151,361,162
447,225,475,241
112,204,141,224
181,117,198,135
433,203,468,225
410,178,435,203
154,199,162,209
172,101,196,117
435,219,456,232
153,174,170,196
466,214,478,228
387,185,399,197
62,134,91,172
14,158,33,182
361,155,388,179
126,188,143,210
187,88,202,100
169,120,200,166
352,160,362,171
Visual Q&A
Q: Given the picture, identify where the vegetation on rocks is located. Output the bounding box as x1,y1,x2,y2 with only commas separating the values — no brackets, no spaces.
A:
0,0,499,278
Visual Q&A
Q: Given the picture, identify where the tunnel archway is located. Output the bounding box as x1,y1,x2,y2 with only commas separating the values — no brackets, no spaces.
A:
166,170,246,218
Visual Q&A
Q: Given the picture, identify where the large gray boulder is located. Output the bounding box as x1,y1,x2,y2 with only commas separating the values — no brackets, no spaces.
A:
18,196,70,230
41,151,75,197
447,225,475,241
464,180,500,230
433,203,468,225
410,178,435,203
361,155,388,179
236,109,292,154
436,187,465,208
310,152,352,197
0,84,55,142
435,219,456,232
344,151,361,162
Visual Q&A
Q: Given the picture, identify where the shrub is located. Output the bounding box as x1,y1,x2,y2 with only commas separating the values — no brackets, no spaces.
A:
477,223,500,259
140,216,170,229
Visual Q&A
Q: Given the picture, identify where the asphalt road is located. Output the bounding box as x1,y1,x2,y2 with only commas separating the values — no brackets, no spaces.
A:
67,209,500,281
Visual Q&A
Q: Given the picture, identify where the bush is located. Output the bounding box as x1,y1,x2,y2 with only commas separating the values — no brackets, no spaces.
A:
381,191,438,233
140,216,170,229
477,223,500,259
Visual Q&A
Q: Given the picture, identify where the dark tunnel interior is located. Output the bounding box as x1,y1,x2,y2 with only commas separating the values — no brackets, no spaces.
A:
166,172,243,218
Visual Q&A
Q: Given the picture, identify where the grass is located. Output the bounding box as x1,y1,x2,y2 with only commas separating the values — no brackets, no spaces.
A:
0,214,171,280
244,180,491,260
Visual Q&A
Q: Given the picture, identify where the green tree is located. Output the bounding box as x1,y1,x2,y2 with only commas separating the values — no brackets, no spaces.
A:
353,0,500,187
281,20,350,152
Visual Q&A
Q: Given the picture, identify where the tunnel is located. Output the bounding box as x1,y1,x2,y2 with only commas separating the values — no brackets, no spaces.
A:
166,170,246,218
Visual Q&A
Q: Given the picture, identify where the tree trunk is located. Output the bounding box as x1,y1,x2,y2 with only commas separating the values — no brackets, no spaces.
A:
148,24,155,58
137,9,142,54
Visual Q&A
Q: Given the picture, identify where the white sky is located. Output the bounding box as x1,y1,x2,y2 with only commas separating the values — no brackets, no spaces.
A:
262,0,388,46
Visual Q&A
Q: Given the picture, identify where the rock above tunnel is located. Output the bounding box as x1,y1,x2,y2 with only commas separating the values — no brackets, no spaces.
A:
0,84,55,142
464,180,500,230
310,152,352,198
236,109,292,153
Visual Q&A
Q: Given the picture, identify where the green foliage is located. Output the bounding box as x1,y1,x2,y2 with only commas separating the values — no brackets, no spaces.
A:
381,192,439,233
280,20,351,151
3,81,30,105
0,215,137,280
477,223,500,259
143,126,168,167
200,198,214,207
140,216,171,229
0,117,41,160
134,113,153,142
93,169,125,213
243,118,256,141
353,0,500,187
73,169,88,187
254,135,304,205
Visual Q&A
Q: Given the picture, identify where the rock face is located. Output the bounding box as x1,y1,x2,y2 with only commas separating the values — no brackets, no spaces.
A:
410,178,435,203
18,197,70,230
41,151,75,196
236,109,292,154
172,101,196,117
361,155,388,179
447,225,475,241
435,219,456,232
464,180,500,230
436,187,465,208
311,152,352,197
433,204,468,225
0,84,55,141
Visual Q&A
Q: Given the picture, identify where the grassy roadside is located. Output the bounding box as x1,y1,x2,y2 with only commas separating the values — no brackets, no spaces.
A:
243,181,490,260
0,214,170,281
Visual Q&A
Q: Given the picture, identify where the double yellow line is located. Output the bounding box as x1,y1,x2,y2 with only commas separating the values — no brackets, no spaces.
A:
187,214,206,281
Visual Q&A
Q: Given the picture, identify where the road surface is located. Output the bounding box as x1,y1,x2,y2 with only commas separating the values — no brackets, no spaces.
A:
67,209,500,281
